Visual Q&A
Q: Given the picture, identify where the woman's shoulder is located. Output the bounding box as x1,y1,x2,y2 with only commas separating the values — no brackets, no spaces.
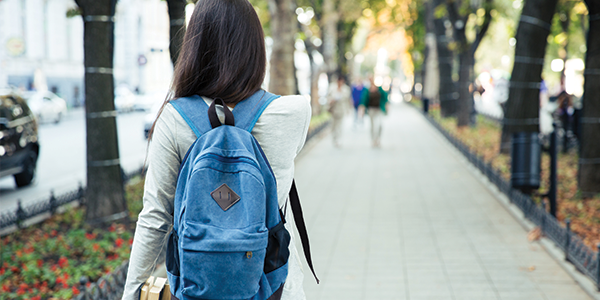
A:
265,94,311,118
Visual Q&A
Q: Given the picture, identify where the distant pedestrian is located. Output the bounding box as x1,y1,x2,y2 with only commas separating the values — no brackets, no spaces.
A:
359,76,388,147
351,78,364,125
327,76,351,147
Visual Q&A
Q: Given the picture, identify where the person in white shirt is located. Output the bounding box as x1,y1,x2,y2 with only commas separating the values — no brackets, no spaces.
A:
326,76,352,147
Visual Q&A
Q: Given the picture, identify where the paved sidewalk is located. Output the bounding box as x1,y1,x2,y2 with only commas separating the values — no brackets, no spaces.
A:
294,102,591,300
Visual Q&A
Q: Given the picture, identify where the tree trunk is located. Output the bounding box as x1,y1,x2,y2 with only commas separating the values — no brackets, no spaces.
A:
579,0,600,195
75,0,127,226
268,0,297,95
305,39,323,116
456,50,474,126
500,0,559,153
322,0,338,77
422,0,439,104
432,1,456,117
166,0,187,66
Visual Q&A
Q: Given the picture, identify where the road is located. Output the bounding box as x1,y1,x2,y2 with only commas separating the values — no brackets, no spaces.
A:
0,108,149,213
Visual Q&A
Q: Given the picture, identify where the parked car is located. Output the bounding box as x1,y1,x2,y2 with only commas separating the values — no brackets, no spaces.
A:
134,90,169,112
115,86,136,113
0,90,39,187
25,91,68,124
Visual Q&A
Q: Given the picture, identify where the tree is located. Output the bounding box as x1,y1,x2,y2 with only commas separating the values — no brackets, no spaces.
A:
74,0,128,225
432,0,458,117
445,0,493,127
500,0,559,153
268,0,298,95
166,0,188,66
579,0,600,195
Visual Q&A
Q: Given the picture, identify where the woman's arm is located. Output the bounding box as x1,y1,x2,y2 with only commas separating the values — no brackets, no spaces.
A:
122,106,181,300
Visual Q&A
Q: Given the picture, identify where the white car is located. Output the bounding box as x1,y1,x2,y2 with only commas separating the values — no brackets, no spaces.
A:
26,91,68,124
115,86,137,113
134,90,169,112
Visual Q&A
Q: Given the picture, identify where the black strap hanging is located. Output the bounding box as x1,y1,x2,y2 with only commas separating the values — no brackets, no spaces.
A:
208,98,235,128
288,180,320,284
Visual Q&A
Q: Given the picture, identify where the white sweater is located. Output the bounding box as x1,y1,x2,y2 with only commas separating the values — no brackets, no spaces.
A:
122,94,312,300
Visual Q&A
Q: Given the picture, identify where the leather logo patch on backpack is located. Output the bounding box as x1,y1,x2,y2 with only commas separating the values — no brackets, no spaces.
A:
211,183,241,211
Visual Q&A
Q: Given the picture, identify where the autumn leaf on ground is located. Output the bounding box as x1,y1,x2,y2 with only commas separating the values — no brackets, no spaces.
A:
527,227,542,241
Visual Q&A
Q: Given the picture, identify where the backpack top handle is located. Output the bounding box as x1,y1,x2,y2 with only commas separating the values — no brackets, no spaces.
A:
208,98,235,128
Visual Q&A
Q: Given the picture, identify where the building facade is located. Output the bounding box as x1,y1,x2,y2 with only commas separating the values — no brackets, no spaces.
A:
0,0,173,107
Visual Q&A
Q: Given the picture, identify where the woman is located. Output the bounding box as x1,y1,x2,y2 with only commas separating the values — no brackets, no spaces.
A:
359,76,388,147
122,1,311,299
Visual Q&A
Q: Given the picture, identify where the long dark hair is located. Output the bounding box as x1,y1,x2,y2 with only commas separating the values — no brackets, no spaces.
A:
149,0,266,140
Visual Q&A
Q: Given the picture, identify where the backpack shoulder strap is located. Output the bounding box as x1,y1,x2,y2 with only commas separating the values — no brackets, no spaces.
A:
233,90,280,132
289,180,320,284
170,95,212,137
169,90,280,136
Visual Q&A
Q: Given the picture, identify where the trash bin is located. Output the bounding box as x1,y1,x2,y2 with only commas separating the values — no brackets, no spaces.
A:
423,98,429,114
511,132,541,191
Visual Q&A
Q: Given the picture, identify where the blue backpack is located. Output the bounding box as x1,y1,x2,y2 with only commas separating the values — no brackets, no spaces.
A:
166,90,318,300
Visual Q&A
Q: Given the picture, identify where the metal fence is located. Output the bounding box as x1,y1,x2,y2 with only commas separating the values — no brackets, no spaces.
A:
74,261,129,300
422,112,600,290
0,167,144,230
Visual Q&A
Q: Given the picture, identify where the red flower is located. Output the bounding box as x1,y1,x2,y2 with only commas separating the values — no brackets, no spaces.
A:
115,238,124,248
58,256,69,268
31,296,42,300
63,273,69,280
18,283,28,290
62,282,68,289
11,266,19,273
72,286,80,295
15,249,22,257
2,284,10,292
37,259,43,267
129,238,134,246
93,243,100,251
24,246,34,254
17,288,25,295
0,267,4,275
43,233,49,239
51,229,57,237
109,224,116,232
85,232,96,240
22,263,28,271
56,277,63,284
51,264,58,271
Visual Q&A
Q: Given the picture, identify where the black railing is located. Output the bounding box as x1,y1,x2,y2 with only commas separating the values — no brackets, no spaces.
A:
421,111,600,291
0,167,144,230
74,261,129,300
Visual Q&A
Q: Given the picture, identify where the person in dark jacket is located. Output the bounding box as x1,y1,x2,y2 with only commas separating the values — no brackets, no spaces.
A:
359,76,388,147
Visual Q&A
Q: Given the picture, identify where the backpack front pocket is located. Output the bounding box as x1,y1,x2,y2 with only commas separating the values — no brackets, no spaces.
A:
180,222,268,299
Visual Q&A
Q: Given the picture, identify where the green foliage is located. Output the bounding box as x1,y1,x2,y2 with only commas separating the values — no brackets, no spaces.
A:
406,0,426,72
66,7,81,18
249,0,271,36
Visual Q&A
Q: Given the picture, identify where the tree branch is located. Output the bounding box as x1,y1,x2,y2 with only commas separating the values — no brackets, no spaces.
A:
470,0,493,56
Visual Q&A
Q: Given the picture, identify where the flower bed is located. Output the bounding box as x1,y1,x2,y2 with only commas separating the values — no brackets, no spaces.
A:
0,179,145,300
422,102,600,249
